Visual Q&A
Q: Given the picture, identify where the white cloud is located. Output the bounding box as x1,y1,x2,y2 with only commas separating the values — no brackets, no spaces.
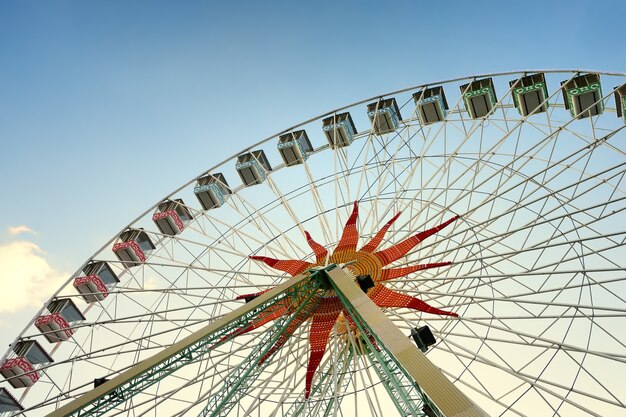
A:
7,225,36,236
0,241,68,313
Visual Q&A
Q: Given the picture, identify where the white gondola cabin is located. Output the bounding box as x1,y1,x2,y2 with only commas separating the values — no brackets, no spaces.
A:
460,78,498,119
0,387,23,412
112,228,155,267
152,199,192,236
35,298,85,343
0,341,52,388
322,112,357,149
614,84,626,124
367,98,402,134
561,73,603,119
236,150,272,186
509,73,549,117
73,261,119,303
194,173,231,210
413,86,449,125
277,130,313,166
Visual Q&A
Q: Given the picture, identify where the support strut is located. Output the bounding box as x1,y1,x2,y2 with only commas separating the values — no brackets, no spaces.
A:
48,273,315,417
326,266,488,417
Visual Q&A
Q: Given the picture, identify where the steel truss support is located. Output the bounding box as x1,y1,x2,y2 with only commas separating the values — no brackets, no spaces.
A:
197,278,323,417
49,273,317,417
284,346,353,417
326,266,488,417
361,335,435,416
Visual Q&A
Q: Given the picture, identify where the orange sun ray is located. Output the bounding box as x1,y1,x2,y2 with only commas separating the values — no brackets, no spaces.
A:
360,211,401,253
249,255,312,276
333,202,359,254
305,231,328,263
380,262,452,281
369,285,458,317
374,216,459,266
239,301,289,334
305,298,342,398
259,310,313,365
235,287,273,301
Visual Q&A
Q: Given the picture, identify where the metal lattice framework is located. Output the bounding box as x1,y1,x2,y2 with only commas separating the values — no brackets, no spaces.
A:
2,70,626,417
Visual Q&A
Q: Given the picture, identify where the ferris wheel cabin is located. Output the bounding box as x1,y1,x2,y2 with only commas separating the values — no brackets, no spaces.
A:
460,77,498,119
509,73,549,117
366,98,402,134
236,150,272,186
0,387,23,413
74,261,120,303
277,130,313,166
35,298,85,343
0,341,52,388
323,112,357,149
152,199,193,236
413,86,449,125
73,261,119,303
194,173,231,210
112,228,155,267
561,73,604,119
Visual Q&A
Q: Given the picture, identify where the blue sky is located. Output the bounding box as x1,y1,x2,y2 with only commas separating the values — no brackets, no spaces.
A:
0,0,625,368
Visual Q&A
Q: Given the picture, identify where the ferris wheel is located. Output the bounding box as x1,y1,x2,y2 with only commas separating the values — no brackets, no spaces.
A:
1,69,626,417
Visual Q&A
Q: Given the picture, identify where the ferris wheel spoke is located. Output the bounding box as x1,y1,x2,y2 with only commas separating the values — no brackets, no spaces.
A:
404,125,625,267
263,175,310,239
450,229,626,289
431,328,626,366
435,336,557,414
438,338,620,414
242,337,309,416
437,367,528,417
300,160,335,245
350,129,378,202
418,207,626,299
337,319,385,417
406,278,626,321
354,353,384,417
461,317,626,363
355,136,403,231
421,289,626,315
332,143,352,229
226,194,306,259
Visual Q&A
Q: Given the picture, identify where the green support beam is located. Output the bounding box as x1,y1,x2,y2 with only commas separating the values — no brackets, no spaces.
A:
198,277,322,417
48,273,314,417
326,266,488,417
284,346,353,417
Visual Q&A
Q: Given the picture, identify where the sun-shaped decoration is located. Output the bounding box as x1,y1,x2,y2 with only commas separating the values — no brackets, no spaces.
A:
235,202,458,397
